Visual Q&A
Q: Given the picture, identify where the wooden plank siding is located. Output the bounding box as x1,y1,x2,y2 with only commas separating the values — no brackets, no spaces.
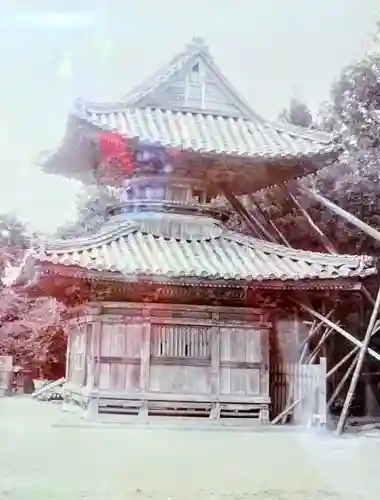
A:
64,302,271,421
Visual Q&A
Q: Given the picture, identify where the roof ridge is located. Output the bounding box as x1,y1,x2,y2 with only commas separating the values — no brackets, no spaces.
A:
80,38,207,113
264,119,334,144
224,231,373,266
44,222,138,253
78,37,263,121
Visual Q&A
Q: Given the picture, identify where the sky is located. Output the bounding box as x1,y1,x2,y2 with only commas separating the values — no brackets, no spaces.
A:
0,0,378,234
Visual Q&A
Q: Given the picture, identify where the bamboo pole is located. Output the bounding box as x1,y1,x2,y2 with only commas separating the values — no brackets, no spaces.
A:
307,326,335,364
362,285,376,306
299,186,380,245
327,348,358,378
298,310,335,352
327,352,359,409
271,398,301,425
295,302,380,362
336,283,380,434
288,191,336,253
327,321,380,378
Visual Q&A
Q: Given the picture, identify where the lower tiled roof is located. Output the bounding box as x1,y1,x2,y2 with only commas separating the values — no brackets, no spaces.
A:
29,218,374,283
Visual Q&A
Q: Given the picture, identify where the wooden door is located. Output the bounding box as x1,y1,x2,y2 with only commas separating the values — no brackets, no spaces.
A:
97,322,142,393
149,324,211,395
67,324,86,387
219,327,268,399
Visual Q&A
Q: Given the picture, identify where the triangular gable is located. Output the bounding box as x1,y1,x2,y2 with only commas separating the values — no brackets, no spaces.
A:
123,37,258,119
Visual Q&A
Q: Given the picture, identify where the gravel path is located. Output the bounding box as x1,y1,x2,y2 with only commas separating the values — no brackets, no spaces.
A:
0,397,379,499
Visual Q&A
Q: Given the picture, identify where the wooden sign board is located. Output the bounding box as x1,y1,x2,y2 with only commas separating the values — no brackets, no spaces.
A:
0,356,13,396
0,356,12,371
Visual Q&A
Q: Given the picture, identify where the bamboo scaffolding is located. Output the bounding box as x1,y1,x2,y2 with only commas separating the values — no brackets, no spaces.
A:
327,321,380,378
271,297,380,427
327,348,357,378
298,310,335,352
327,353,359,409
273,318,332,425
307,326,335,364
294,302,380,362
336,283,380,434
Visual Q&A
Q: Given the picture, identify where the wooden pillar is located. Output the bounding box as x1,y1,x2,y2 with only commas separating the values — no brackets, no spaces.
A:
65,328,71,382
210,312,220,419
260,328,270,423
139,309,151,417
86,319,101,420
92,320,102,389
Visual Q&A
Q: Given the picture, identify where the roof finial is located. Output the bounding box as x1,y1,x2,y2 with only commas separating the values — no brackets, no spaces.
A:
187,37,208,53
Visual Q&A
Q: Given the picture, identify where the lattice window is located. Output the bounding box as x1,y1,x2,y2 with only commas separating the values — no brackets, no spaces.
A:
167,186,190,203
151,325,211,358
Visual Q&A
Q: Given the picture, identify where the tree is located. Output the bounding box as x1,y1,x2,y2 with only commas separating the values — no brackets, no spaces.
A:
279,97,314,128
0,290,66,377
259,29,380,256
0,213,29,276
0,213,67,379
56,184,119,238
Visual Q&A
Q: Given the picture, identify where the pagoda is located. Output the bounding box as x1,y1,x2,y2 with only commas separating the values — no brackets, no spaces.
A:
8,38,376,423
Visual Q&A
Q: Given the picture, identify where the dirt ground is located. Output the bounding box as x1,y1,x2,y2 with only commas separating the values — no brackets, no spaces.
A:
0,397,380,499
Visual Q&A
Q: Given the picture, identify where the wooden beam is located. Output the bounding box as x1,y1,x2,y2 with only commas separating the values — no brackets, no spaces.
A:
220,185,275,241
300,186,380,245
336,283,380,434
246,194,291,247
288,191,336,253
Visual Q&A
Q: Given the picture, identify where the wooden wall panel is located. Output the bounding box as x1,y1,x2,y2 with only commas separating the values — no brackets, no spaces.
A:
126,323,143,358
220,327,261,362
220,368,260,395
149,365,210,394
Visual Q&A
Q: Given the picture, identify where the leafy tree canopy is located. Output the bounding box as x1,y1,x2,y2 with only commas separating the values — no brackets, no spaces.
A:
263,27,380,255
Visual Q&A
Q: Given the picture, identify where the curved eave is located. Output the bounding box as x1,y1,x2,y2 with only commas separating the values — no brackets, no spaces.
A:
11,223,376,289
40,112,340,193
17,260,370,293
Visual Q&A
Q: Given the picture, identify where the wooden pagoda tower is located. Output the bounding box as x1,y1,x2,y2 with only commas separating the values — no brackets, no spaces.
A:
7,38,377,424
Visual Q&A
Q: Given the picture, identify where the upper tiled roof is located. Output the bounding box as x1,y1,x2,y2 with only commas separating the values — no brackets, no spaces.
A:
83,106,335,160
